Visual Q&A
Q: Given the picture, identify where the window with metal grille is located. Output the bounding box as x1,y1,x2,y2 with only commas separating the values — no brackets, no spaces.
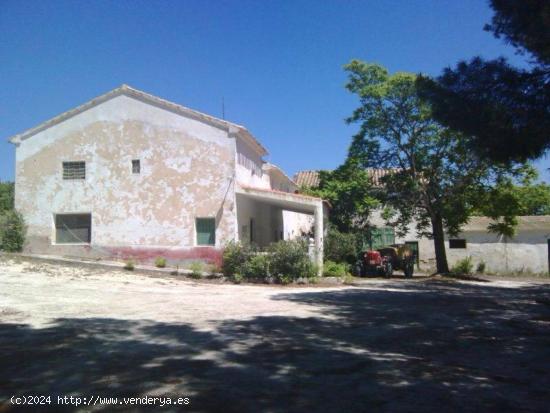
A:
62,161,86,180
196,218,215,246
132,159,140,174
449,239,467,249
55,214,91,244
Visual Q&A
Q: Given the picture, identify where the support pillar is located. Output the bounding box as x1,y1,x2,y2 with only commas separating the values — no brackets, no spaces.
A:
314,203,323,276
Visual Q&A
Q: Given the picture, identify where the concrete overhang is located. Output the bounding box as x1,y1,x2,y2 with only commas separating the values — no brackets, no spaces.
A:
236,185,324,215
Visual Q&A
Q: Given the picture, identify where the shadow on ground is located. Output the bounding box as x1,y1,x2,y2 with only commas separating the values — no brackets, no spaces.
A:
1,281,549,412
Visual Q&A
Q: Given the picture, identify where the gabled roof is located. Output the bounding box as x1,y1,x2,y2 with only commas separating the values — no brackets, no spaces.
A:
8,84,268,156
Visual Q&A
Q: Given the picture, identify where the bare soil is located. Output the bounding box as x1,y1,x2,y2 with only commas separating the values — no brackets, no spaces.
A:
1,257,549,412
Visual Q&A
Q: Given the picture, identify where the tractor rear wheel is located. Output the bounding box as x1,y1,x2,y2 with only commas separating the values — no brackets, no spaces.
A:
404,261,414,278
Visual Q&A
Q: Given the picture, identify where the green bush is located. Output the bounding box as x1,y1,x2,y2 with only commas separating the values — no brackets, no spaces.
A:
241,254,270,280
476,261,486,274
222,240,315,284
0,182,14,213
323,260,349,277
154,257,167,268
124,259,135,271
451,257,473,275
324,226,358,264
267,239,316,283
0,210,26,252
222,241,252,277
189,261,203,279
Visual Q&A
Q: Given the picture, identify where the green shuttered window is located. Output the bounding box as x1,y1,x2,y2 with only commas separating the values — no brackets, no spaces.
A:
196,218,215,246
55,214,91,244
368,227,395,250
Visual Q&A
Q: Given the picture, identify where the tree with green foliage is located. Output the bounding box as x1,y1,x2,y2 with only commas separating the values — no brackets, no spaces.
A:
301,163,378,233
476,167,550,239
323,225,359,265
0,182,15,213
344,60,523,274
0,181,26,252
0,210,26,252
417,0,550,163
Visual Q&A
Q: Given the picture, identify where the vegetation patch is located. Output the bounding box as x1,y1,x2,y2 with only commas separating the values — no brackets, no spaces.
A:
154,257,167,268
323,260,350,277
222,239,315,284
123,259,135,271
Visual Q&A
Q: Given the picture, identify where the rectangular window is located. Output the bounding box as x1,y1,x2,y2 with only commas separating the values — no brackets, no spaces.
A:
449,239,467,249
63,161,86,180
367,227,395,250
196,218,215,246
55,213,91,244
132,159,140,174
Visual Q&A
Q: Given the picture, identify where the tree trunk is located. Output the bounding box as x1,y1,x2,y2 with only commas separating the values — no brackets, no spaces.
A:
431,213,449,274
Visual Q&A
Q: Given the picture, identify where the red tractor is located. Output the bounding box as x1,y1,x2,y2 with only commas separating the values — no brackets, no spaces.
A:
354,244,416,278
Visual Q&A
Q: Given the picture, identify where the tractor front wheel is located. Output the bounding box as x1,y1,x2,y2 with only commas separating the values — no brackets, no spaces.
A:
384,262,393,277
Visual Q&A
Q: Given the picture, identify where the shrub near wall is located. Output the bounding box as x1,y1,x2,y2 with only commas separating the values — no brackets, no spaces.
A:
0,210,26,252
222,241,253,277
222,239,315,284
324,226,359,265
267,240,316,284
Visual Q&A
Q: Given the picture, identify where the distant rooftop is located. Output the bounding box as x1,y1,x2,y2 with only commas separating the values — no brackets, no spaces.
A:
293,168,400,188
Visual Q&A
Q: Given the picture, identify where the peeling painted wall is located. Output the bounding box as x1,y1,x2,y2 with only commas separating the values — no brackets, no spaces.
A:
235,138,270,189
15,95,237,264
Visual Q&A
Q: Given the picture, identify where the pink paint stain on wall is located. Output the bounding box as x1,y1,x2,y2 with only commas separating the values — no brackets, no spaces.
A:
107,246,223,268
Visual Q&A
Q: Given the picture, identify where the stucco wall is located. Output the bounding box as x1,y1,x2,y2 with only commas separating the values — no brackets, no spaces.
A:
235,194,284,247
15,94,237,264
420,231,550,274
235,138,270,189
282,211,314,239
369,210,550,274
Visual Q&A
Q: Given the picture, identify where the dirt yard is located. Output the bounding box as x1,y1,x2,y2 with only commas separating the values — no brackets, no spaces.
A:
1,257,549,412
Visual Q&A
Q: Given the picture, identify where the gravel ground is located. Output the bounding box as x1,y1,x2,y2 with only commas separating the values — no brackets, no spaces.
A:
1,257,549,412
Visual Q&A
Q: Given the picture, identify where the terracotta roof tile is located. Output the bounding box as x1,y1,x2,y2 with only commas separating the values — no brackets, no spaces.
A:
293,168,400,188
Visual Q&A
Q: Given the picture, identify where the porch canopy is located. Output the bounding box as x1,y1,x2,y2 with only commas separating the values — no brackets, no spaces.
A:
235,185,325,272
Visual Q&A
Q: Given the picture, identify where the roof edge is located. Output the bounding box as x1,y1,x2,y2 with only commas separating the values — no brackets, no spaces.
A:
8,84,268,156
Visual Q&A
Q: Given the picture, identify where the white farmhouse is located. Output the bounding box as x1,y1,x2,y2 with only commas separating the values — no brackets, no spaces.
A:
295,170,550,274
9,85,326,269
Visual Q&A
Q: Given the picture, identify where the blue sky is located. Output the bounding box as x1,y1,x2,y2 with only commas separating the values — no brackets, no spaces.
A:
1,0,548,182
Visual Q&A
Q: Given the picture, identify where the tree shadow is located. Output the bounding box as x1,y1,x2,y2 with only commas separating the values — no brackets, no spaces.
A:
0,281,549,412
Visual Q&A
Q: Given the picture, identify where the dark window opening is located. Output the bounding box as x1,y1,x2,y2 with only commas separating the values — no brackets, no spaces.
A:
132,159,140,174
55,214,91,244
449,239,467,249
196,218,215,246
63,161,86,180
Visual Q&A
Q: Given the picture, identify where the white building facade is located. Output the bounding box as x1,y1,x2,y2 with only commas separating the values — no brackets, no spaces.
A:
10,85,324,268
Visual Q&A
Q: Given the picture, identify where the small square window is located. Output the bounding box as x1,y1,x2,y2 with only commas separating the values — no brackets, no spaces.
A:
63,161,86,180
449,239,467,249
132,159,140,174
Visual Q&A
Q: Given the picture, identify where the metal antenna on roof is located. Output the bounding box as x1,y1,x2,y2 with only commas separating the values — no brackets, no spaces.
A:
222,96,225,120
